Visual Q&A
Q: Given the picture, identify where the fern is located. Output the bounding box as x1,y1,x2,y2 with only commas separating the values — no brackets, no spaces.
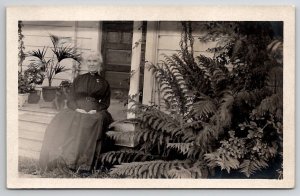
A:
106,131,135,145
190,96,217,119
204,152,240,173
235,87,272,108
166,143,193,155
149,60,193,115
253,93,283,120
99,150,155,167
110,160,205,178
239,159,269,177
105,22,283,179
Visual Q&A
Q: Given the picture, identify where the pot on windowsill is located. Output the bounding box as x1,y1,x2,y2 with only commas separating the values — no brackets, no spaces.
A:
28,89,41,104
42,86,58,102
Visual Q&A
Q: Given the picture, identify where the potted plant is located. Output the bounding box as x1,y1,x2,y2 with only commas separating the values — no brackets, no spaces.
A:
24,63,45,103
28,34,81,102
18,71,34,107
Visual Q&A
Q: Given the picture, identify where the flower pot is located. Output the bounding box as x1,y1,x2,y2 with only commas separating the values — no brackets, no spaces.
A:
18,93,29,108
28,90,41,104
42,86,58,102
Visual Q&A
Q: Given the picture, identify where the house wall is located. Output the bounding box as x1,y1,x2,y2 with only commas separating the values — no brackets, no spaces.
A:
21,21,216,104
143,21,216,107
21,21,100,86
157,21,215,61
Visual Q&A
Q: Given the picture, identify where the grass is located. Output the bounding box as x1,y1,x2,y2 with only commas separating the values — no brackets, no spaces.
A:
18,156,112,178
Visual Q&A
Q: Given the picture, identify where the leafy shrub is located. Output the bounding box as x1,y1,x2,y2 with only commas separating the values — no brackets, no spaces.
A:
18,71,35,93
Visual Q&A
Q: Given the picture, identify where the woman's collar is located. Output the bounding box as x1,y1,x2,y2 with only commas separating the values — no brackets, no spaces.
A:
89,71,99,76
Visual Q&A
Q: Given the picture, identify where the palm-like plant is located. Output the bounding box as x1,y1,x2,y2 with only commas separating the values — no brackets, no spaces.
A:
28,34,81,86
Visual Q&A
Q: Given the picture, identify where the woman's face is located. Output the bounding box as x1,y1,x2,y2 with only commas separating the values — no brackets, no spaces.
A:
86,55,102,73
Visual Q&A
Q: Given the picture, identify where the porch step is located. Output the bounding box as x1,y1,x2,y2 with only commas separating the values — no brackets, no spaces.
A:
19,138,42,152
19,138,43,160
18,104,56,159
19,149,40,160
106,131,136,148
19,129,45,142
19,112,55,125
19,102,58,115
19,121,48,134
106,121,137,147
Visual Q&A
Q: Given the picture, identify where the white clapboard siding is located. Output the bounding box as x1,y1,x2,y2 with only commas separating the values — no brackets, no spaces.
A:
21,21,100,85
156,21,216,63
157,50,215,62
158,35,218,52
77,26,99,51
150,21,217,106
159,21,209,36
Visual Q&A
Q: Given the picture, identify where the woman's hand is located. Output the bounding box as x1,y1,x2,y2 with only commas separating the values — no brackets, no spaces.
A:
75,108,87,113
88,110,97,114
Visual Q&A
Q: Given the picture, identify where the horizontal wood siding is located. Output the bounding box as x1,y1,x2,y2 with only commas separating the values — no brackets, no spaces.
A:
21,21,100,85
76,22,100,73
151,21,217,107
157,21,216,59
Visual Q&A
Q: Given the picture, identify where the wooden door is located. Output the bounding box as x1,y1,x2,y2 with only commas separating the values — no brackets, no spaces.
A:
102,21,133,100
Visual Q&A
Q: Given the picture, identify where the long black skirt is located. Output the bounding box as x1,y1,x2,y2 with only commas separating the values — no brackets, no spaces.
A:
39,108,112,171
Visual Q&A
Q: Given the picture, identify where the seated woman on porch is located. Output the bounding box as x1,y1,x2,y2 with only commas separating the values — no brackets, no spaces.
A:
39,52,113,173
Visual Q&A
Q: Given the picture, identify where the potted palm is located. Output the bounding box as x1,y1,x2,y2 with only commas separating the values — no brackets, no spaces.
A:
28,35,81,102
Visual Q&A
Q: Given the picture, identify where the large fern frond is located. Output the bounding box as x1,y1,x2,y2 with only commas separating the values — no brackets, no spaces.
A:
204,152,240,174
166,143,193,155
234,87,272,110
149,60,193,115
106,131,136,146
110,160,205,178
253,93,283,120
239,159,269,177
99,150,155,167
193,125,219,155
189,96,217,120
136,107,183,137
216,91,234,128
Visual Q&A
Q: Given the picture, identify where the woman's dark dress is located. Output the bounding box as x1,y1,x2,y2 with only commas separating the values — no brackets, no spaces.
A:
39,73,113,171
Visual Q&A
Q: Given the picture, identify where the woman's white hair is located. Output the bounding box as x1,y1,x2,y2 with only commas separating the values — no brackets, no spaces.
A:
83,51,103,64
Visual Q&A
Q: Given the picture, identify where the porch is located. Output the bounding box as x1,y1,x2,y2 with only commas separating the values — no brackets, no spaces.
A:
18,21,214,160
18,98,133,160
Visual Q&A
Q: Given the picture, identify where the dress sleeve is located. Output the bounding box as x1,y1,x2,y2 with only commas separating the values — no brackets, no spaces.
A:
97,83,111,111
67,77,78,110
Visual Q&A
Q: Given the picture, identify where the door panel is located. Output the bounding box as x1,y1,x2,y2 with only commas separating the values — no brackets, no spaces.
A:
105,71,130,90
102,22,133,99
106,49,131,66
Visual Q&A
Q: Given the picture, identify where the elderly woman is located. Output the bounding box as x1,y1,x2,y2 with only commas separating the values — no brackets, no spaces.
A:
39,52,113,173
